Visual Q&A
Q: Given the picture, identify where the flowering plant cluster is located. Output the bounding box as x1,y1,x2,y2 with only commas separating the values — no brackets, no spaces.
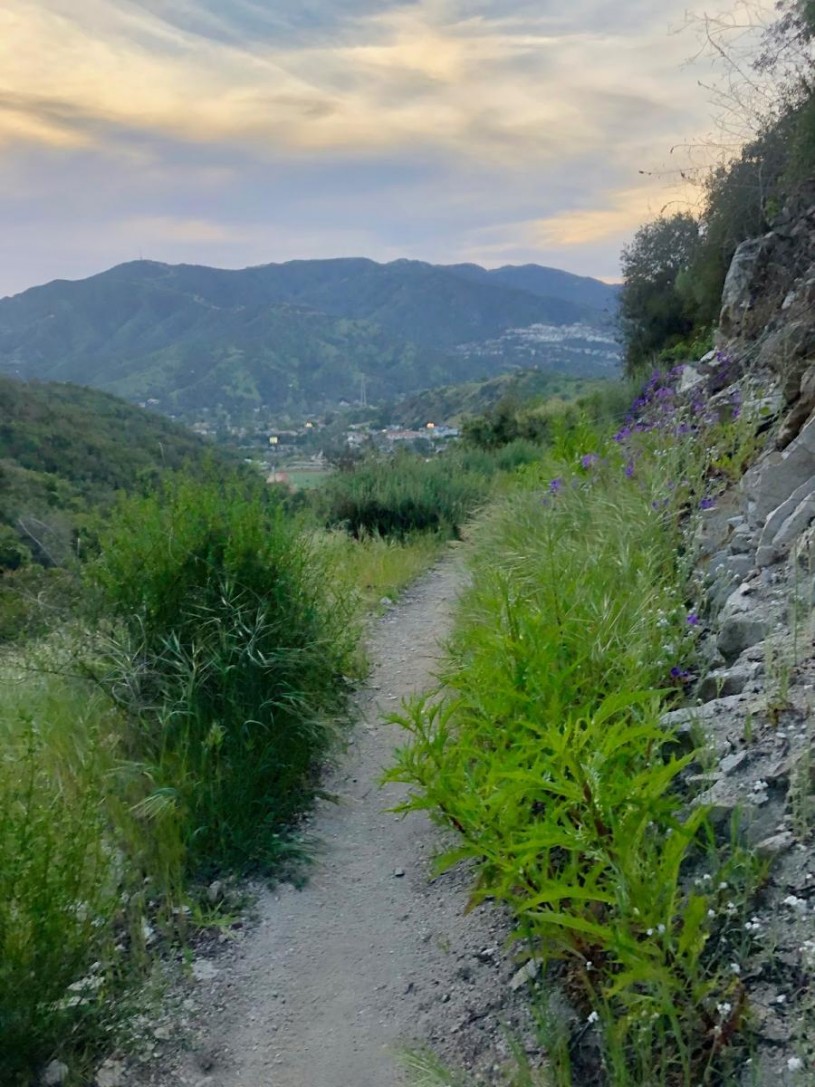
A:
544,356,751,686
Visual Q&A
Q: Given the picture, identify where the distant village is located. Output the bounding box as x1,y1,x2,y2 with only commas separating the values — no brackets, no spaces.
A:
182,411,460,485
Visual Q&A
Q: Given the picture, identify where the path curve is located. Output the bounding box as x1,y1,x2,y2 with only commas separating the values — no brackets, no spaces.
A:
128,556,531,1087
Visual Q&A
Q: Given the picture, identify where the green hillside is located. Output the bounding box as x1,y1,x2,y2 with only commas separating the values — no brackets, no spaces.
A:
0,375,234,574
0,259,620,418
386,369,612,428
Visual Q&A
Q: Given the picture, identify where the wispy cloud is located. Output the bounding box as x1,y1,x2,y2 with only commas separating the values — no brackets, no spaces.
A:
0,0,734,294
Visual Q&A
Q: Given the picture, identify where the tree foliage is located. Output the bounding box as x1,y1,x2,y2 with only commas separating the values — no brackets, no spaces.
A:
621,0,815,363
619,214,701,373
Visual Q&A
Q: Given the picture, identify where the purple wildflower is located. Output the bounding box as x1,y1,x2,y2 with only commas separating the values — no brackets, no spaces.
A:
686,612,700,626
699,497,716,510
624,461,635,479
549,478,563,495
580,453,598,470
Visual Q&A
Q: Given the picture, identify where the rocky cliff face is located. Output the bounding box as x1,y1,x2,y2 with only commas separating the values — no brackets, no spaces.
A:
672,200,815,1082
720,183,815,447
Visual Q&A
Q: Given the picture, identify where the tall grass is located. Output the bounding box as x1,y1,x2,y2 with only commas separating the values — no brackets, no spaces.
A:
315,530,446,610
388,400,760,1085
90,473,362,876
0,668,148,1085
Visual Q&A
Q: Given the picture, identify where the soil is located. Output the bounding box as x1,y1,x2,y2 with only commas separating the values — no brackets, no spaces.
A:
122,554,536,1087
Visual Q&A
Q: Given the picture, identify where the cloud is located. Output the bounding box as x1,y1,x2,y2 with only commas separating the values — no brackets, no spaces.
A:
0,0,749,294
533,185,683,247
0,0,710,159
123,215,247,244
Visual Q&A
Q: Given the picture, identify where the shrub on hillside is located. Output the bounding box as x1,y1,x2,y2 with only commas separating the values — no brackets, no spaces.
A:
91,474,360,874
319,453,486,539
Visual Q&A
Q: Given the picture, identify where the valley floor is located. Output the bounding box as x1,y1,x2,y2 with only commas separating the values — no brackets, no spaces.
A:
123,556,534,1087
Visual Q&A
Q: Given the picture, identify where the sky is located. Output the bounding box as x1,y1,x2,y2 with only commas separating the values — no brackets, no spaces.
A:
0,0,756,297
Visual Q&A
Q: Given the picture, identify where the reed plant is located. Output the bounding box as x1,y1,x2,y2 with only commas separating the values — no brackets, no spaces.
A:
320,450,487,539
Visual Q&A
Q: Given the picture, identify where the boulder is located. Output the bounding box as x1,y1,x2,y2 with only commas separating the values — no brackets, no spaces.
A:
718,615,768,661
41,1062,69,1087
717,582,770,660
678,364,704,393
777,363,815,447
730,528,755,557
757,477,815,553
743,413,815,527
706,552,754,610
95,1061,126,1087
757,321,815,401
720,237,765,337
772,490,815,557
697,662,761,702
660,694,752,754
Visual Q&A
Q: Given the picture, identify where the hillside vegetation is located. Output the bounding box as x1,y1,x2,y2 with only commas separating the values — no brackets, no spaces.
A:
0,258,619,418
391,368,764,1085
618,1,815,372
0,375,238,637
2,361,604,1081
384,369,611,428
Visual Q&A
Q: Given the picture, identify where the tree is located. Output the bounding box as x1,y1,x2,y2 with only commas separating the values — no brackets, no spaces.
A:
686,116,794,327
619,213,701,374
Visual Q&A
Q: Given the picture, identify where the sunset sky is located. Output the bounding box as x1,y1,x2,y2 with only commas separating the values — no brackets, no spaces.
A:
0,1,754,297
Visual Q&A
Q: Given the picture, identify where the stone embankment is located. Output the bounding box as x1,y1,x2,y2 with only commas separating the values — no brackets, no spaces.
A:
667,198,815,1081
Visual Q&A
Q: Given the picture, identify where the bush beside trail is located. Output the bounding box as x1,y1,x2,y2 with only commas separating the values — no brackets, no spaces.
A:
91,473,362,877
0,471,366,1083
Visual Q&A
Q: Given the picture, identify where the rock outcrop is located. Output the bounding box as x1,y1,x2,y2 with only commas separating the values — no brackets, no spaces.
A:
675,201,815,1083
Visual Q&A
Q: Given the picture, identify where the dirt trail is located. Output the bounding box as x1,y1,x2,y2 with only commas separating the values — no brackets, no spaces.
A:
129,554,531,1087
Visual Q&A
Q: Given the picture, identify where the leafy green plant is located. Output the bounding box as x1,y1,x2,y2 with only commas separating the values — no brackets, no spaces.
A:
90,473,361,876
388,408,760,1084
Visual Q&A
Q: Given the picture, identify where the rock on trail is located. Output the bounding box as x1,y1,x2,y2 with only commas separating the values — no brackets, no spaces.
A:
126,556,533,1087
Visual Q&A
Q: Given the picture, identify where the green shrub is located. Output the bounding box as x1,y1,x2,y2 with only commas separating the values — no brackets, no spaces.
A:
0,567,81,643
619,213,701,374
91,474,361,875
320,452,487,539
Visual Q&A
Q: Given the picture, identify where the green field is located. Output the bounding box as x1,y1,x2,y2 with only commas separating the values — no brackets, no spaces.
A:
285,467,333,489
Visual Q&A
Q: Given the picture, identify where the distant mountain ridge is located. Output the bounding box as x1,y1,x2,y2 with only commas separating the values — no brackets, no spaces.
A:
0,257,620,417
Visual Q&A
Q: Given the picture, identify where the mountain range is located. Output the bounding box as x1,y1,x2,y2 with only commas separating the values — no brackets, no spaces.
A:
0,258,620,418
